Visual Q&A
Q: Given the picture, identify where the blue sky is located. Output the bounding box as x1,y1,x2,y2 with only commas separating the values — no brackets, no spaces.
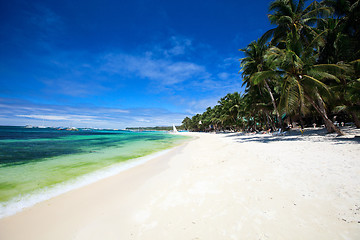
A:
0,0,271,128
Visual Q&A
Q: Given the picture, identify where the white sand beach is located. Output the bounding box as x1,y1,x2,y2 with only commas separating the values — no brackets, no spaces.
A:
0,129,359,240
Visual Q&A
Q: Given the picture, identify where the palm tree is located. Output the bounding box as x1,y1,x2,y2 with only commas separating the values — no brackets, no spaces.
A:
237,87,271,131
257,30,346,134
217,93,243,131
181,117,191,130
262,0,332,45
318,1,359,63
330,60,360,128
318,0,360,127
240,39,283,129
182,0,359,133
256,0,346,134
210,105,223,131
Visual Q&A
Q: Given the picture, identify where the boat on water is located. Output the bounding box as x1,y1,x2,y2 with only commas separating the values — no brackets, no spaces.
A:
172,124,178,133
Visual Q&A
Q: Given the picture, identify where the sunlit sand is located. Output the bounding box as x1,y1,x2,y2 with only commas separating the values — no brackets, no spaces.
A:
0,129,359,239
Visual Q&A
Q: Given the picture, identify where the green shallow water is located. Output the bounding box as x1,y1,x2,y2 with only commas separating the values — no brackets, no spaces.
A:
0,127,189,203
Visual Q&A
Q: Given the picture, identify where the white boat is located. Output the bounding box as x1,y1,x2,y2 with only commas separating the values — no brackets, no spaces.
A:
172,124,178,133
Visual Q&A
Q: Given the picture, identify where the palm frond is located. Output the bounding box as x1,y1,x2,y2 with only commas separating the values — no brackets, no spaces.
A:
278,15,293,25
313,63,352,75
269,0,293,16
333,105,347,113
296,0,306,13
250,71,278,86
306,69,340,82
279,78,300,114
302,74,330,92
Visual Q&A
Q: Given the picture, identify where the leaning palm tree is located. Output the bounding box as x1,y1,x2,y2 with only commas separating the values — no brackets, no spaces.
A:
330,60,360,128
318,1,360,127
254,30,346,134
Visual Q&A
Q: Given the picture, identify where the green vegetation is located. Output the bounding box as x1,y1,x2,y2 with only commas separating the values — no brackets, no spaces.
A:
182,0,360,134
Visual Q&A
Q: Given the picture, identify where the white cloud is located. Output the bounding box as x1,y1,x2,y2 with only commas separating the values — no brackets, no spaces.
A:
101,52,209,87
42,79,110,97
108,109,130,113
166,36,192,56
218,72,230,80
16,115,69,121
99,35,215,91
1,99,188,129
184,97,221,115
134,118,151,123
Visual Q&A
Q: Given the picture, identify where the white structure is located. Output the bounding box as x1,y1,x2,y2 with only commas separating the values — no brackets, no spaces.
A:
172,124,178,133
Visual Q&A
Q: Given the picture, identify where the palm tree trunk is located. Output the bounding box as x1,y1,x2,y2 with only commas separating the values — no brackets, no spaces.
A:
264,80,282,129
265,111,276,130
350,111,360,128
304,94,344,135
299,114,305,129
316,96,335,133
298,105,305,129
231,115,237,126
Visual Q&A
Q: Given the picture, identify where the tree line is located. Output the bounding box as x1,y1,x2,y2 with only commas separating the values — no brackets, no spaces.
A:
182,0,359,135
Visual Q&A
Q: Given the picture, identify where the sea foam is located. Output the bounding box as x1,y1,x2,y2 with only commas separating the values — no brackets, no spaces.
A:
0,148,172,219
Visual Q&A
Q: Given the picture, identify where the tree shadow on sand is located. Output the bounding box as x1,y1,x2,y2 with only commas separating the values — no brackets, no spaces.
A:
222,127,360,145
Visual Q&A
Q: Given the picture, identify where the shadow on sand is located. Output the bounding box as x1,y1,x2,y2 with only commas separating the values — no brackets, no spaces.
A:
221,127,360,145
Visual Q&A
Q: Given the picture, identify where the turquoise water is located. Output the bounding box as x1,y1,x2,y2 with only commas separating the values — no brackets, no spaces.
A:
0,126,188,216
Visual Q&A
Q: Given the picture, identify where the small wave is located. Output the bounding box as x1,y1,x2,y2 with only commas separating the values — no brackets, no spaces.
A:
0,148,172,219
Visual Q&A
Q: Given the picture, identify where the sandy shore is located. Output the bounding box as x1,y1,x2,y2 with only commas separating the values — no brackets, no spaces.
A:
1,130,360,239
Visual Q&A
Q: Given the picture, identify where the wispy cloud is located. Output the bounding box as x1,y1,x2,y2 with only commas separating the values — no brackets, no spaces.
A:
41,78,111,97
165,36,192,56
1,20,243,123
185,97,221,115
16,115,70,121
99,36,244,95
0,98,186,128
101,51,209,88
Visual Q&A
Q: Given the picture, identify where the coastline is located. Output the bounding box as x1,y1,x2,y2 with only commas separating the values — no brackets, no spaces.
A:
0,131,359,239
0,134,191,219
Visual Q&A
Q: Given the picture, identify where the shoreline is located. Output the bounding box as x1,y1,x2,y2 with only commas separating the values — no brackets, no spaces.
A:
0,137,191,219
0,131,359,239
